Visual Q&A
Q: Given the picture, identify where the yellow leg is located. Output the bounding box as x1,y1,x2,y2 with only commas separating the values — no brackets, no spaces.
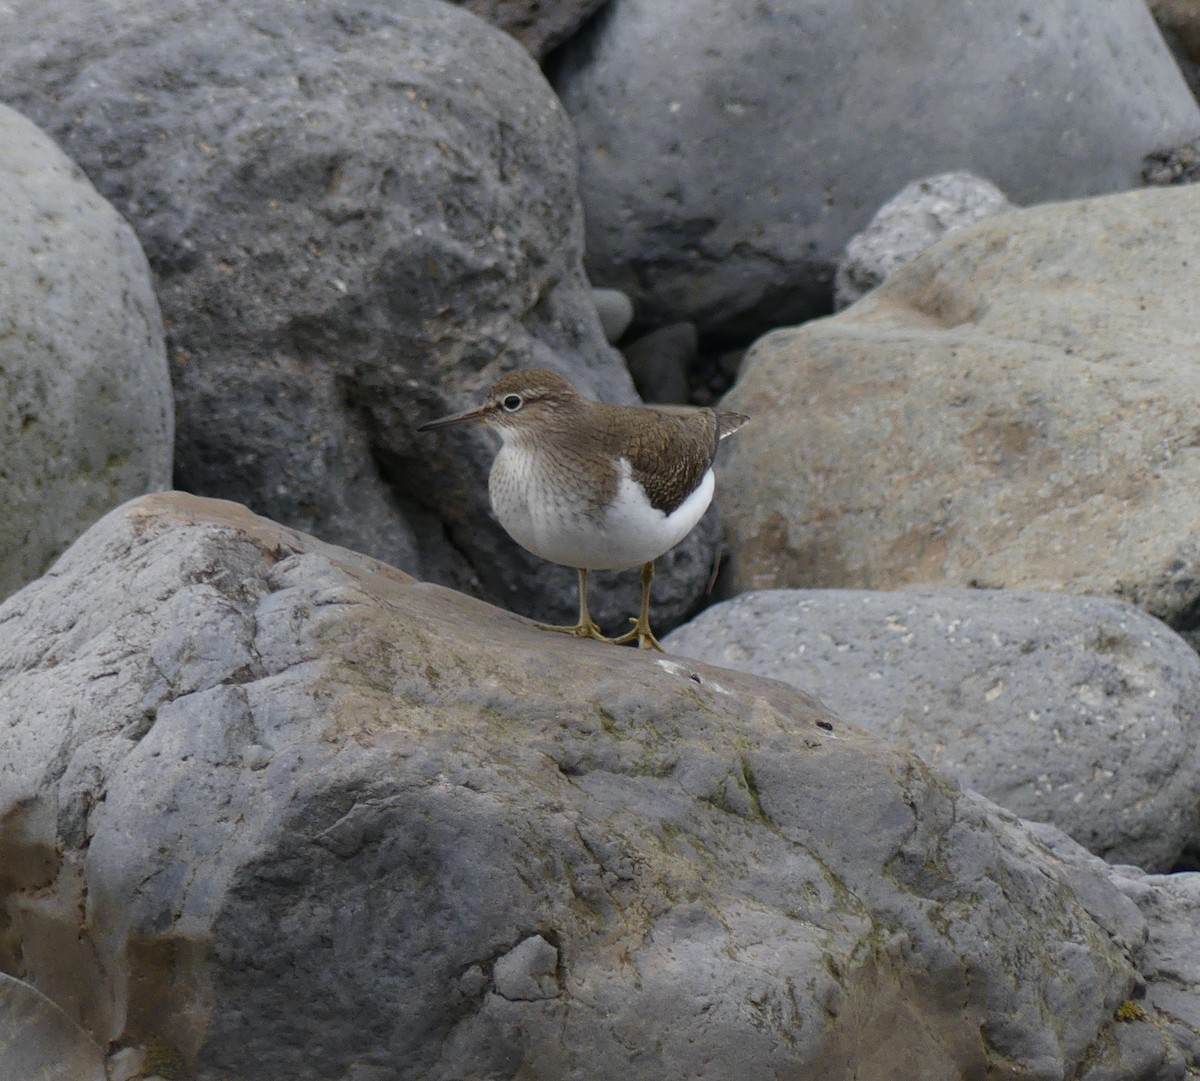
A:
537,568,616,643
611,561,664,651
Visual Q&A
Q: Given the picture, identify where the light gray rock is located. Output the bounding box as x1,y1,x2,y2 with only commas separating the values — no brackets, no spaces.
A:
492,935,560,1000
0,492,1192,1078
0,105,171,603
552,0,1200,341
0,0,719,636
834,172,1014,309
665,589,1200,870
719,183,1200,636
106,1046,146,1081
1143,138,1200,185
0,973,106,1081
591,286,634,342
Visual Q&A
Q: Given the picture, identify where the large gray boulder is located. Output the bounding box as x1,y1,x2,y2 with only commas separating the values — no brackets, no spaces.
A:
0,104,171,603
665,588,1200,870
0,492,1193,1078
719,183,1200,635
0,0,717,634
552,0,1200,340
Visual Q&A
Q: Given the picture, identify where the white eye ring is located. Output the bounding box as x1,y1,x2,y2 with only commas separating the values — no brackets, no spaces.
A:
502,394,523,412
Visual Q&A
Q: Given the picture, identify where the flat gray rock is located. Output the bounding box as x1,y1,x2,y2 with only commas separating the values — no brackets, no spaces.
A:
552,0,1199,340
0,0,718,635
0,492,1192,1077
0,105,171,603
666,589,1200,870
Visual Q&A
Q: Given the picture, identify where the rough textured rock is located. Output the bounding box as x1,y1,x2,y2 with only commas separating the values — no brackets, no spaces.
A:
0,105,172,603
0,492,1191,1079
1143,138,1200,185
0,0,717,634
1151,0,1200,59
666,588,1200,870
1111,869,1200,1067
719,184,1200,634
834,172,1013,309
0,973,106,1081
552,0,1200,342
1026,820,1200,1074
452,0,609,59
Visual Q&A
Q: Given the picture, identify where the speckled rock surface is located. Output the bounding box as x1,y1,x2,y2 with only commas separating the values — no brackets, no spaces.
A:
719,184,1200,635
0,492,1189,1079
834,172,1013,309
0,104,171,603
665,588,1200,870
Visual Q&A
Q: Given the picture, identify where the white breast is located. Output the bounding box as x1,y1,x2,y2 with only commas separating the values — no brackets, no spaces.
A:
489,445,713,571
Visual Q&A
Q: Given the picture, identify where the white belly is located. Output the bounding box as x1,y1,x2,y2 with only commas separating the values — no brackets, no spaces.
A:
489,446,713,571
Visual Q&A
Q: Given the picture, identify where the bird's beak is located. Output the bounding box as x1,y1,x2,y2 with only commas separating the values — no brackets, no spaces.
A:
417,404,489,432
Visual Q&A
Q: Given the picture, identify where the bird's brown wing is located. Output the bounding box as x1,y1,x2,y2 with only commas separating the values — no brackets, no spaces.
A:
616,407,721,515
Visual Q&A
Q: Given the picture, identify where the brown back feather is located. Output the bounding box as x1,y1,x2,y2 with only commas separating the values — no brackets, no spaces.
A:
512,378,749,516
583,405,719,514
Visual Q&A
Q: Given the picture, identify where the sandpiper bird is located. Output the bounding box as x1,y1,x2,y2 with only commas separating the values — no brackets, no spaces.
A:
418,368,748,650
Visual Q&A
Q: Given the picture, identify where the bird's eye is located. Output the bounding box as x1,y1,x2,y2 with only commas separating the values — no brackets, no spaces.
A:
502,394,523,412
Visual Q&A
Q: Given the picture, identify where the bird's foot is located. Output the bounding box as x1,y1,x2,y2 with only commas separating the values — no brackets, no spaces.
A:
610,618,664,652
536,619,617,644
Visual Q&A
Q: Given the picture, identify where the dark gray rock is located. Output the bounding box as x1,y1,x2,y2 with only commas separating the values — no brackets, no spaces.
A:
0,0,717,633
0,105,172,603
451,0,610,59
666,589,1200,871
835,172,1013,309
623,322,697,404
0,974,106,1081
552,0,1200,341
1111,869,1200,1068
0,492,1194,1078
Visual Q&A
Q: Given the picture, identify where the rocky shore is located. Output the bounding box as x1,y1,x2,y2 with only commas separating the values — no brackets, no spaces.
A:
3,2,1200,1078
